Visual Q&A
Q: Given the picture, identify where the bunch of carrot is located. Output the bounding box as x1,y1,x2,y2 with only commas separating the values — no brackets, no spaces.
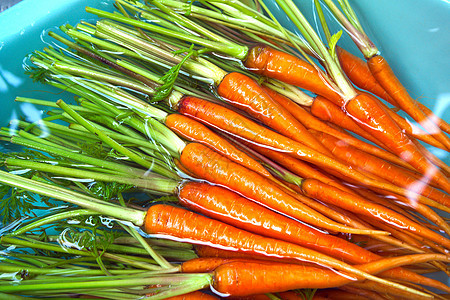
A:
0,0,449,299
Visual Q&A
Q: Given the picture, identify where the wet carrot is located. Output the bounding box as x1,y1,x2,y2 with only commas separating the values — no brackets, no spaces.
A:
177,96,441,209
312,130,450,205
179,142,384,235
311,95,386,147
368,55,450,151
244,44,343,104
345,93,450,191
337,46,450,137
300,178,450,249
165,113,270,177
178,181,379,262
211,253,448,297
217,72,333,156
143,204,414,291
181,257,241,273
336,46,396,106
265,87,416,171
246,141,354,194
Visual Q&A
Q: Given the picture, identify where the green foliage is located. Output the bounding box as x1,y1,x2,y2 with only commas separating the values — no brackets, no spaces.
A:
152,44,197,102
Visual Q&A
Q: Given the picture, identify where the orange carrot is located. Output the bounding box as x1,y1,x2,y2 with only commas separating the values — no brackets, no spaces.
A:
336,46,396,106
178,181,381,262
244,44,343,104
179,142,384,235
265,87,416,171
311,95,386,146
300,178,450,249
368,55,450,151
211,254,448,296
217,72,333,156
337,46,450,137
181,257,242,273
417,102,450,135
246,141,354,194
312,130,450,204
165,113,270,177
382,102,447,150
177,96,442,207
345,93,449,191
143,204,415,291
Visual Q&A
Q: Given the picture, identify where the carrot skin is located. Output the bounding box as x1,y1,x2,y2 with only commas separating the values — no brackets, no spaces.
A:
165,114,270,177
178,181,373,263
345,93,450,191
179,142,377,235
311,95,386,147
143,204,408,290
244,44,342,104
313,130,450,206
336,46,396,106
265,88,416,171
368,55,450,151
212,254,449,296
300,178,450,249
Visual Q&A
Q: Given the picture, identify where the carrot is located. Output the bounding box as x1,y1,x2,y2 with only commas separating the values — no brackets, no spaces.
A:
312,130,450,204
264,87,417,171
300,178,450,250
344,93,450,191
0,171,424,296
164,291,219,300
246,141,355,194
311,95,387,147
178,142,385,235
417,101,450,135
177,96,442,208
178,181,382,262
368,55,450,151
336,46,396,106
144,204,419,292
194,242,450,294
217,72,333,156
244,44,343,104
165,113,270,177
211,253,448,297
382,102,447,150
337,46,450,137
181,257,243,273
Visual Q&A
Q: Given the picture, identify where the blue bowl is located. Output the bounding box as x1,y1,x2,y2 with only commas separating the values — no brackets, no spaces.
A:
0,0,448,289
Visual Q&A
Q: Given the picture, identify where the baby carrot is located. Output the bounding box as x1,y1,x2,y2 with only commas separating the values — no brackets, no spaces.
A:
165,113,270,177
300,178,450,249
368,55,450,151
244,44,343,104
179,142,385,235
212,253,447,297
177,96,442,206
0,172,414,295
178,181,379,262
217,72,333,156
261,86,416,171
312,130,450,204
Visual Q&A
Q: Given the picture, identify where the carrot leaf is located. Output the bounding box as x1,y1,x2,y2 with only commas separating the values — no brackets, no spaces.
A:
328,30,343,60
152,45,197,103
